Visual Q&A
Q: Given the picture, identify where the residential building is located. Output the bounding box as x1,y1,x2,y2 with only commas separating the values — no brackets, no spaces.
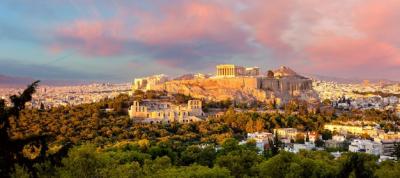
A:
348,139,382,156
246,132,274,152
273,128,298,140
324,124,378,137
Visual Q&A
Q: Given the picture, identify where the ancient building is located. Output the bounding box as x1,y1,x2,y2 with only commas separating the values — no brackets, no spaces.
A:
216,64,245,77
132,74,169,91
216,64,260,77
128,99,205,124
245,67,260,76
132,64,318,104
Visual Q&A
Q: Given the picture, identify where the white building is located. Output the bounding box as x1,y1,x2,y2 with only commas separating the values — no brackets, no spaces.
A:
285,142,316,153
246,132,274,152
332,135,346,142
348,139,382,156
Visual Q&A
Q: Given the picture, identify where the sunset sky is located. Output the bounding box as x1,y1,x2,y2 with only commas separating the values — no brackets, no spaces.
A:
1,0,399,82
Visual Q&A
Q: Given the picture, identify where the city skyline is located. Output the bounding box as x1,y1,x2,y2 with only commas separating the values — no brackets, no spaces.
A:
1,0,399,82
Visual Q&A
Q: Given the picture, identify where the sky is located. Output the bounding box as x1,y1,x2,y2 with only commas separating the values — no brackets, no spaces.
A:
0,0,399,82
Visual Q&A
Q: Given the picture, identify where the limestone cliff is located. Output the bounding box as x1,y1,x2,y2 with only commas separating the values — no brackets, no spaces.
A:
150,75,318,103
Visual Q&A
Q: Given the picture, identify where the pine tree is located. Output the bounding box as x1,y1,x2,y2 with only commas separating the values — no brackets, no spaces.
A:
0,81,48,177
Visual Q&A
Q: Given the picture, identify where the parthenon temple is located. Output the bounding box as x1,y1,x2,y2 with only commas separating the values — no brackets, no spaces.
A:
216,64,259,77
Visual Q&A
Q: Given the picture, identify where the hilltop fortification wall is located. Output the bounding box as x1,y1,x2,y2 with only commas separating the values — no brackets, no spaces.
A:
150,76,315,103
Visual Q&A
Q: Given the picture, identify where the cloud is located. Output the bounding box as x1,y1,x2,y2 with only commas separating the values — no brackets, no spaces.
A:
294,0,400,78
51,1,251,69
56,20,127,56
240,0,296,55
353,0,400,45
7,0,398,79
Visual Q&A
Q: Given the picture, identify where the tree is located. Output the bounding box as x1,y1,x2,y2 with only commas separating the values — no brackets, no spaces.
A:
0,81,50,177
257,152,302,178
338,152,378,178
56,144,143,178
255,119,265,132
269,131,281,156
215,150,262,177
57,144,104,178
375,161,400,178
391,142,400,159
321,130,333,140
315,138,325,147
267,70,274,78
295,133,305,144
322,99,332,106
258,151,338,178
142,156,172,175
152,165,232,178
181,145,216,167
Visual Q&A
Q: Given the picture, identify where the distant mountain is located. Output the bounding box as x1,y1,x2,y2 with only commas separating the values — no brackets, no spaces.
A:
303,73,399,84
0,74,89,88
0,74,36,87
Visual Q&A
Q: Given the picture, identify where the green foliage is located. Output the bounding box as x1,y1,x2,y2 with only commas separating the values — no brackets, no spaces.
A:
0,81,56,177
338,152,378,178
315,138,325,147
9,140,400,178
6,82,400,178
391,142,400,159
150,165,232,178
142,156,172,175
258,151,338,178
203,99,233,110
56,144,143,178
57,144,105,177
321,130,333,140
10,165,30,178
180,145,217,167
216,149,262,177
375,161,400,178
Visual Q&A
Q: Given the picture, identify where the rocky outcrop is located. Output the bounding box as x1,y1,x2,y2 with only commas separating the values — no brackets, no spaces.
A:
273,66,300,77
151,75,318,103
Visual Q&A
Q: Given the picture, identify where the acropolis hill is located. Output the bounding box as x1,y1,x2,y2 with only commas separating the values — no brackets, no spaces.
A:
132,64,318,104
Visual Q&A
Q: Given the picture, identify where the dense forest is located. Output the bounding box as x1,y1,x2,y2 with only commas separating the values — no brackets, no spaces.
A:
2,82,400,177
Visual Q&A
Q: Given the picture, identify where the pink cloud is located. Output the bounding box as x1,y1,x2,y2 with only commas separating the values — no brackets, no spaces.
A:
353,0,400,44
49,0,400,78
133,1,245,46
55,19,126,56
294,0,400,77
306,36,400,70
240,0,296,53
